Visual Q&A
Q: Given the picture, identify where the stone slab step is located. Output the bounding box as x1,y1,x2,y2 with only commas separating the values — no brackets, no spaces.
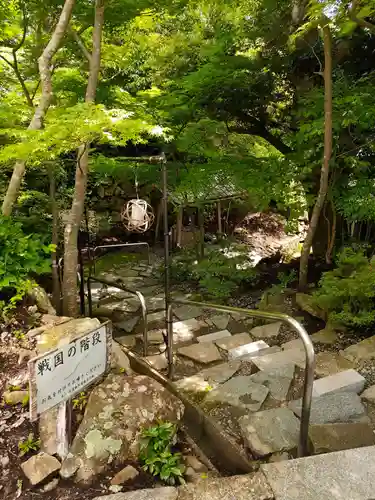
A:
288,392,367,424
261,445,375,500
197,330,232,343
204,376,269,411
228,340,270,360
252,348,305,371
178,343,222,364
250,322,282,340
312,369,365,397
308,422,375,454
215,332,252,352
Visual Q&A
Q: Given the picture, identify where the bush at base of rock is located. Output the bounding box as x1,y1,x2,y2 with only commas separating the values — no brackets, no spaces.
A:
60,373,184,484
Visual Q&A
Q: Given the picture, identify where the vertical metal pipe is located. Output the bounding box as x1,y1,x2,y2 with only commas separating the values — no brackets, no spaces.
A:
167,304,174,379
286,316,315,457
87,277,93,317
78,245,85,316
162,158,171,347
136,291,148,357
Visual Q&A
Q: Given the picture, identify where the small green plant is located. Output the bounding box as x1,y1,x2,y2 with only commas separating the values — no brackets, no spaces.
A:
13,329,26,341
72,392,88,411
312,247,375,329
139,421,185,485
18,433,40,456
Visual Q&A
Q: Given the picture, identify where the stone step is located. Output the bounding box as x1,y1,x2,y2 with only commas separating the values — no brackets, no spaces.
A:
93,471,274,500
197,330,232,343
261,445,375,500
312,369,365,397
228,340,269,360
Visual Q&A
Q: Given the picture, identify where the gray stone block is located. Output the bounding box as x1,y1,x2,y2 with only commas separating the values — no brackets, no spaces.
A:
250,365,295,401
261,445,375,499
178,343,222,364
252,348,305,371
239,408,300,458
215,332,252,352
250,322,282,340
288,392,367,424
204,376,269,411
312,369,365,397
309,422,375,454
197,330,231,343
228,340,269,360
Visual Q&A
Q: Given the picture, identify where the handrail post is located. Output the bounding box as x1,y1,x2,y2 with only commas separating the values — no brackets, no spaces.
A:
165,298,314,458
167,304,174,379
136,291,148,357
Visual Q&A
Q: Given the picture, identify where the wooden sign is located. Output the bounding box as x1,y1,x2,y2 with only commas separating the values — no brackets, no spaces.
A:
28,321,112,421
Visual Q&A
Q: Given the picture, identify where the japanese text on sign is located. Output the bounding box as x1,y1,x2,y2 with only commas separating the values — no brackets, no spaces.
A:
28,323,111,419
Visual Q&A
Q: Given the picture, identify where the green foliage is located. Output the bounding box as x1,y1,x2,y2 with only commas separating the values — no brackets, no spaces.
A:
139,421,185,485
0,216,54,312
72,392,88,412
170,244,258,301
18,433,40,457
313,248,375,329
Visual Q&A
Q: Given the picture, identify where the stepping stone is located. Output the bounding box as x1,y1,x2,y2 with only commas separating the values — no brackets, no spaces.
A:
250,322,282,340
314,352,353,378
250,365,295,401
137,329,165,345
115,316,139,333
210,315,230,330
239,346,281,360
174,375,213,394
177,472,274,500
95,487,178,500
174,305,202,321
239,408,300,458
288,392,366,424
215,332,252,352
343,335,375,362
252,348,305,371
147,310,165,324
230,312,249,322
199,360,241,384
361,385,375,403
146,296,165,312
174,361,241,394
144,353,168,371
142,285,162,296
228,340,270,360
261,445,375,500
116,335,136,348
178,343,222,365
311,328,338,345
197,330,231,344
204,376,269,411
282,338,304,351
173,318,207,343
309,422,375,454
312,369,365,397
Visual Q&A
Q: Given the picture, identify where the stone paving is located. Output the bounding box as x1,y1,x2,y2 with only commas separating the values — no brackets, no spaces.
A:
88,257,375,468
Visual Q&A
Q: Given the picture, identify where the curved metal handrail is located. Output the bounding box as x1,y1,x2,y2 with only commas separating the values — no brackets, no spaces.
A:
88,242,151,273
166,298,315,458
87,276,148,356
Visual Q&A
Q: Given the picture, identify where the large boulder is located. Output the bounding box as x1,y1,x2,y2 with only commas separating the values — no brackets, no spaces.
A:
60,373,184,484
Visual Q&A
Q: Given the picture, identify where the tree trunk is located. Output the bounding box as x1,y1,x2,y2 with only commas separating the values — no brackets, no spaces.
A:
62,0,105,316
299,24,332,290
48,165,61,313
1,0,76,216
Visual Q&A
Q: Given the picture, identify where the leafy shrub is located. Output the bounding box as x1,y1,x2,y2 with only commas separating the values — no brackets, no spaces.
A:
139,421,185,485
170,244,258,301
312,248,375,329
0,216,54,312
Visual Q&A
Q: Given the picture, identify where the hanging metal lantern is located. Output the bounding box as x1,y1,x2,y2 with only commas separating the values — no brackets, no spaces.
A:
121,198,155,233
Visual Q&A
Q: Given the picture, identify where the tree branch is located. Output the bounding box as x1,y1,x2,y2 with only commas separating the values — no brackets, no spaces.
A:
228,125,292,155
69,25,91,62
348,0,375,33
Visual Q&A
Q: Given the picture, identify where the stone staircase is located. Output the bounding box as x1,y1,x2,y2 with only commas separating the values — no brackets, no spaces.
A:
94,446,375,499
88,258,375,470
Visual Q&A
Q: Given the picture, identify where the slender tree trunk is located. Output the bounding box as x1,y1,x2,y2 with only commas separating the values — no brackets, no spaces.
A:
62,0,105,316
48,165,61,312
1,0,76,216
299,24,332,290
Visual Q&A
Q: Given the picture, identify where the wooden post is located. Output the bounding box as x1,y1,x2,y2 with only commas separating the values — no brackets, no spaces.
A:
176,206,183,247
217,200,222,236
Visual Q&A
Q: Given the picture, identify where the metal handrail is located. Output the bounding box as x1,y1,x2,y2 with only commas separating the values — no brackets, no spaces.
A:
87,242,151,272
87,276,149,356
166,298,315,458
